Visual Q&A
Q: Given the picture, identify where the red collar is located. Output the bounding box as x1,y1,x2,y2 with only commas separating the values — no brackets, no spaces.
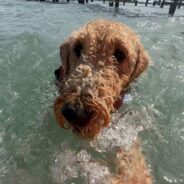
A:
113,91,125,110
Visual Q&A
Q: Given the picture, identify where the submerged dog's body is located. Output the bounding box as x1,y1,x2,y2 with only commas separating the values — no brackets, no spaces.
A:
54,19,152,183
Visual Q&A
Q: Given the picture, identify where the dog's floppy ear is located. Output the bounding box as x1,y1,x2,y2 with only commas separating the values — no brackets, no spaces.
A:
60,40,70,75
130,45,150,81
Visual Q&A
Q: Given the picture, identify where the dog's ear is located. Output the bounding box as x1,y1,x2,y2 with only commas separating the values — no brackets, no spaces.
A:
130,45,150,81
60,40,70,75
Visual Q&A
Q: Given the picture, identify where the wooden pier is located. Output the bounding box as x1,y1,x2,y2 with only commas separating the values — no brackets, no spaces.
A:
28,0,184,15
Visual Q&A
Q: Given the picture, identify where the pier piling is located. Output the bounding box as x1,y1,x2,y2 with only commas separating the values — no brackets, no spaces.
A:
109,0,114,6
160,0,165,8
145,0,149,6
178,0,182,8
78,0,85,3
115,0,120,7
169,0,178,15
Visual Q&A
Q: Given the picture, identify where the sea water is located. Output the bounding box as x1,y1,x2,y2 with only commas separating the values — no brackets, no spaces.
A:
0,0,184,183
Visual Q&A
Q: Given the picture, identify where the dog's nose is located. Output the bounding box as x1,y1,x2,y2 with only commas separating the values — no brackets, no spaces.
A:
61,103,78,123
61,103,91,127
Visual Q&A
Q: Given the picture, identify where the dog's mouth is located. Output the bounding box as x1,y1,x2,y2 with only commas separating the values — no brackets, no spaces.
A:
59,112,107,138
71,117,105,138
66,118,107,138
63,103,110,138
54,97,110,138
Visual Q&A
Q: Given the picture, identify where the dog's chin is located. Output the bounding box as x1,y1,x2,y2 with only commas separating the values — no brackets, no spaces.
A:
72,126,99,139
63,116,107,139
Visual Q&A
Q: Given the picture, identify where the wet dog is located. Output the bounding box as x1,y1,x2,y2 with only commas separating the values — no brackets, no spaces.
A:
54,19,152,184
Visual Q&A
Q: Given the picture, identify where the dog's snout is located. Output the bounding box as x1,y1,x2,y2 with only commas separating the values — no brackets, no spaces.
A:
61,103,91,127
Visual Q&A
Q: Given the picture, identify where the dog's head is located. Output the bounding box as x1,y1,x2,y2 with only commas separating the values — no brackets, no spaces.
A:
54,19,150,138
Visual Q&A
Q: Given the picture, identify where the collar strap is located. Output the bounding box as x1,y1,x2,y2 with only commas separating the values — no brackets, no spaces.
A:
113,91,125,110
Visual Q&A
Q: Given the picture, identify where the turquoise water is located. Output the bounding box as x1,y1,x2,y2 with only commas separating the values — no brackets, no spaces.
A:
0,0,184,183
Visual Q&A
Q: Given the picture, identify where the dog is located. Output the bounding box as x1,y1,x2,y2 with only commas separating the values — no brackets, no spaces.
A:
54,19,152,184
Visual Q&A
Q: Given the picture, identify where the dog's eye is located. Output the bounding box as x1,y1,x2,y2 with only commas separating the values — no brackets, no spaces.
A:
74,43,83,58
114,50,125,63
